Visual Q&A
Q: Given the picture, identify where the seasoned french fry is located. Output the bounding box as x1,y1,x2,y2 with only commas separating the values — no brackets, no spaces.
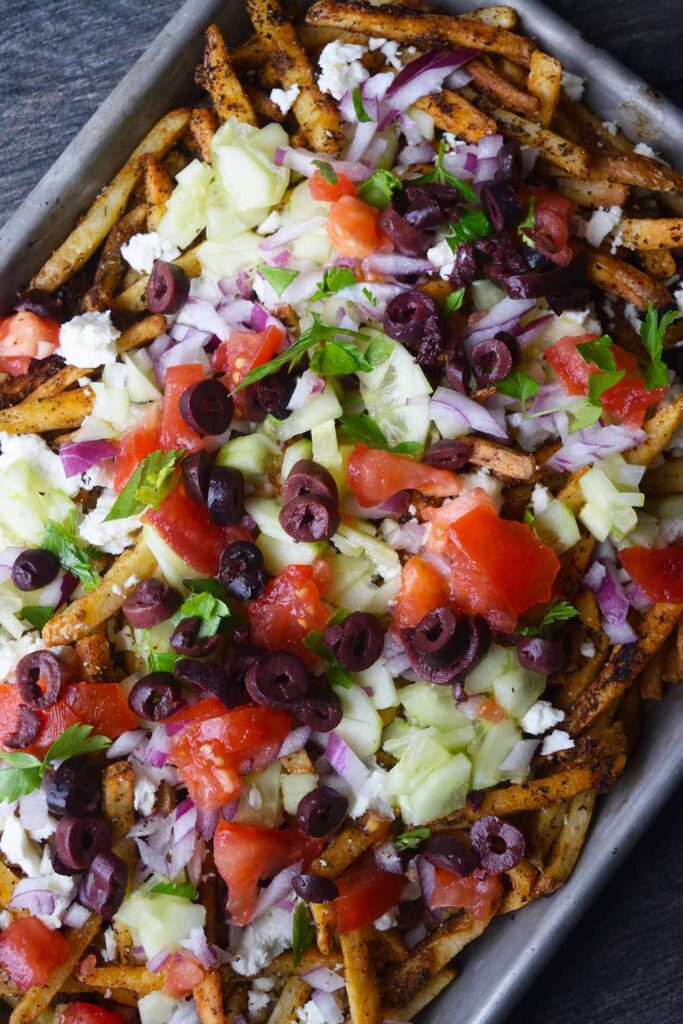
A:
139,153,175,230
662,619,683,684
194,970,227,1024
385,967,457,1022
0,862,19,905
641,642,667,700
414,90,498,143
93,204,148,297
198,25,256,124
585,250,672,309
18,364,87,404
468,57,539,116
475,100,590,175
591,153,683,193
75,634,113,682
527,50,562,126
102,761,135,845
266,977,311,1024
75,964,164,996
0,387,94,434
341,928,381,1024
625,395,683,466
116,313,168,353
499,858,538,913
311,816,389,878
187,107,220,161
555,630,610,710
638,248,677,279
311,902,337,955
528,802,567,864
534,790,596,895
617,217,683,250
461,436,536,480
32,108,190,291
246,85,288,124
551,175,629,209
113,247,202,313
42,536,157,645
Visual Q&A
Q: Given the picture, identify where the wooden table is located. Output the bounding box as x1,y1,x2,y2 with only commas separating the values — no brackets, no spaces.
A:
1,2,682,1021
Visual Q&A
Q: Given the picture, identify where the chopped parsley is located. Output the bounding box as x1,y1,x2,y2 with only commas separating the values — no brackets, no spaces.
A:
0,725,111,803
446,209,492,250
339,413,423,455
311,267,358,302
411,139,476,201
518,601,579,639
312,160,337,185
352,86,372,124
639,301,679,390
497,369,540,415
395,827,431,851
356,169,403,210
105,448,185,522
258,265,300,299
43,516,100,591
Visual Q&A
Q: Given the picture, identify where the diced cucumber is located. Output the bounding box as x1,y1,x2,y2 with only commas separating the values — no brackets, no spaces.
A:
332,568,401,614
464,645,513,695
0,461,74,547
332,522,400,575
398,754,470,825
400,682,472,731
326,554,373,605
469,719,521,790
437,723,478,752
470,280,506,310
356,661,398,710
216,433,279,481
533,498,581,554
383,734,449,799
359,339,432,448
281,773,319,815
142,525,203,591
158,159,214,249
198,233,262,277
493,667,545,719
332,684,383,758
234,760,282,828
115,892,206,958
281,438,312,483
311,420,344,490
273,384,342,442
212,121,290,218
121,354,161,402
246,497,327,572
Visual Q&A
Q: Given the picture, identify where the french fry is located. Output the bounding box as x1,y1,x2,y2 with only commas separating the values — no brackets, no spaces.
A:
116,313,167,353
534,790,596,895
385,967,457,1022
311,902,337,955
246,85,288,124
474,100,590,175
187,107,220,162
585,250,672,309
414,90,498,143
591,153,683,193
370,929,408,963
247,0,345,153
0,862,19,905
555,631,610,710
527,50,562,126
139,154,175,230
498,858,538,913
32,108,190,291
461,436,536,480
75,634,113,682
197,25,256,124
102,761,135,845
92,204,148,297
551,175,629,209
641,642,667,700
266,976,311,1024
305,1,536,64
194,970,227,1024
617,217,683,250
0,387,94,434
311,816,389,878
75,964,164,996
468,57,539,116
528,802,567,864
264,949,339,977
625,395,683,466
42,536,157,645
638,248,677,279
341,928,381,1024
17,364,87,404
662,619,683,684
113,246,202,313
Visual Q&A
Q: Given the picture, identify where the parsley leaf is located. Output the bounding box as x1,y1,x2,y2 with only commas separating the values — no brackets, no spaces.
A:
148,650,178,673
313,160,337,184
356,169,403,210
497,369,540,415
311,267,358,302
151,881,199,900
172,590,230,639
43,518,100,591
568,369,626,433
105,449,185,522
446,210,492,250
259,265,300,299
0,766,43,803
576,334,617,371
44,723,112,764
411,139,476,201
444,287,465,317
395,827,431,851
292,902,316,967
352,86,372,123
640,301,679,390
303,629,354,689
518,600,579,639
517,196,536,247
21,606,54,630
362,286,379,308
184,578,232,601
310,338,374,376
0,724,112,803
339,413,423,455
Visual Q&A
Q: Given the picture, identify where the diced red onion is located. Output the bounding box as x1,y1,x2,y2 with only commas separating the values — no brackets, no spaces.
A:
514,312,554,347
416,856,436,903
174,799,197,840
128,813,170,840
168,999,203,1024
107,729,146,759
499,738,539,774
177,298,230,339
134,837,169,876
473,156,498,186
276,147,370,182
165,719,187,737
311,990,343,1024
275,898,295,912
186,837,205,889
147,949,172,973
260,217,327,252
156,338,210,385
477,134,505,160
624,580,651,614
62,902,90,928
444,68,472,89
216,298,255,326
428,386,508,441
301,968,346,993
223,799,240,822
287,370,326,411
19,789,49,832
35,573,66,608
326,732,370,792
342,490,410,521
10,879,57,916
361,254,434,277
381,518,426,554
252,860,303,922
374,841,403,875
59,439,118,478
404,922,428,949
346,119,380,163
142,727,171,768
196,806,220,841
382,632,412,677
278,726,312,758
180,927,219,970
384,48,478,118
460,297,536,353
236,270,252,299
546,424,645,472
584,558,638,644
397,141,435,166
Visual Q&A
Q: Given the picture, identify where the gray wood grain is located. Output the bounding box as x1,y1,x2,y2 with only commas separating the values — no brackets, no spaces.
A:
1,2,683,1022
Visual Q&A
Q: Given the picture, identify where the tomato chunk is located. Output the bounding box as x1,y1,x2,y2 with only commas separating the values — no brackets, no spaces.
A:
334,852,404,933
393,557,451,628
163,952,205,997
0,917,70,990
159,364,206,452
308,171,356,202
170,705,291,810
212,325,284,390
248,565,329,664
619,544,683,603
114,406,161,491
64,683,138,738
347,445,462,508
0,312,60,377
144,484,249,575
60,1004,127,1024
421,490,497,555
214,822,322,925
428,868,503,921
327,196,383,259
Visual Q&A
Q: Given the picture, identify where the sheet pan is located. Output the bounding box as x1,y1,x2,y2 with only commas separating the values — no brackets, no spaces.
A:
1,2,682,1021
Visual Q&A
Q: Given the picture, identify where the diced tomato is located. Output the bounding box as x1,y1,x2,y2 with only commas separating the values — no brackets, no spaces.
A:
214,822,323,925
477,698,507,722
334,851,404,934
393,557,451,628
144,484,250,575
159,364,206,452
327,196,384,259
164,697,228,728
163,952,205,997
170,705,291,810
523,187,574,267
64,683,138,739
619,544,683,603
114,405,161,491
0,917,70,991
428,868,503,921
248,565,329,664
308,171,356,202
212,325,284,390
421,490,497,555
447,504,560,632
0,312,60,377
347,445,462,508
309,557,333,595
59,1004,127,1024
544,334,593,396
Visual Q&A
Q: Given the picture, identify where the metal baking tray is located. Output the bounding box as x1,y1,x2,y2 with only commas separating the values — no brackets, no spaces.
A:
1,2,683,1021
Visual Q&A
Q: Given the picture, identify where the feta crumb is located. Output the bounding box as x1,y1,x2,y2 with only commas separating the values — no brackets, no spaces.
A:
269,84,300,115
121,232,180,274
373,909,398,931
79,488,141,555
231,906,293,976
297,1001,327,1024
0,431,82,497
634,142,657,159
132,764,159,817
674,285,683,315
561,71,585,100
82,460,116,491
368,37,402,69
348,765,387,819
580,639,596,658
102,927,118,962
531,483,551,516
426,239,455,280
624,302,642,335
0,814,43,877
248,988,272,1020
59,311,120,368
584,206,623,248
0,910,11,930
602,120,618,136
520,700,565,736
35,872,77,929
610,228,624,255
0,632,45,683
124,575,139,589
256,211,283,236
541,729,575,755
318,41,369,100
138,992,179,1024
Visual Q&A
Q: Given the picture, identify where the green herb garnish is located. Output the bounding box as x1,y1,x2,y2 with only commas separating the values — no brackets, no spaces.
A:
259,266,300,299
43,517,100,591
352,86,372,124
356,169,403,210
172,590,230,639
311,267,358,302
292,902,316,967
444,287,465,317
339,413,423,455
497,369,540,416
313,160,337,185
518,600,579,639
0,725,111,803
105,449,185,522
151,881,199,900
639,301,679,390
446,209,492,250
395,827,431,851
411,139,476,201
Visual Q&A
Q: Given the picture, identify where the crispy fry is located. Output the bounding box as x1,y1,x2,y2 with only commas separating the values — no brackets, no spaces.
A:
18,364,88,404
528,802,567,864
311,816,389,878
638,248,677,279
551,175,629,208
474,100,590,175
116,313,168,353
461,436,536,480
102,761,135,845
591,153,683,193
187,107,220,162
662,619,683,684
468,57,538,116
139,154,175,230
246,85,288,124
341,928,381,1024
641,642,667,700
617,217,683,250
0,862,19,905
266,976,311,1024
385,967,457,1022
414,90,498,143
113,246,202,312
0,387,94,434
93,204,148,297
370,929,408,963
534,790,596,895
42,536,157,645
76,964,164,996
498,858,538,913
311,902,337,955
75,634,113,682
555,630,610,710
625,395,683,466
585,250,672,309
198,25,256,124
32,108,190,291
194,970,227,1024
527,51,562,126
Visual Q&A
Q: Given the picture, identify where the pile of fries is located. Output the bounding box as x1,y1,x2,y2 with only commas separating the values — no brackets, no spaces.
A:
1,2,683,1024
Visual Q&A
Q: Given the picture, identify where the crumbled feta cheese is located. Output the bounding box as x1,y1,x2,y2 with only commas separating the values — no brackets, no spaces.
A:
610,229,624,255
348,765,387,819
373,909,398,931
138,992,179,1024
133,773,158,818
253,978,275,992
297,1001,327,1024
318,41,369,100
231,906,294,976
426,239,455,280
270,85,300,116
257,211,283,236
674,285,683,315
561,71,585,100
0,814,43,876
531,483,551,516
121,232,180,274
583,206,623,248
36,872,77,929
602,120,618,136
562,307,604,335
634,142,657,159
580,639,596,658
82,460,116,491
541,729,575,755
624,302,642,335
0,632,45,682
79,488,141,554
520,700,565,736
248,988,272,1020
368,37,402,69
0,910,11,930
59,311,120,368
0,431,82,497
102,927,118,962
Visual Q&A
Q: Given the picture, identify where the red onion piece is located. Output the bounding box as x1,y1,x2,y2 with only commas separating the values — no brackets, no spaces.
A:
460,297,536,354
147,949,172,973
311,990,343,1024
416,855,436,903
374,841,403,875
546,423,645,472
325,733,370,792
428,386,508,440
251,860,303,922
59,440,118,478
384,48,478,118
107,729,146,759
301,968,346,993
260,217,327,252
278,725,312,758
180,927,219,970
277,148,370,181
196,806,220,841
62,902,90,928
583,558,638,644
361,254,434,277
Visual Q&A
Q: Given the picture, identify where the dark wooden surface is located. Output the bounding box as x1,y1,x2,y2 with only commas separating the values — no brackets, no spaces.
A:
1,2,683,1021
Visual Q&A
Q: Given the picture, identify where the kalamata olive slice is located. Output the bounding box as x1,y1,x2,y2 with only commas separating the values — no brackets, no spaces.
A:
122,578,182,628
423,834,479,876
179,379,234,436
207,466,244,526
283,460,339,505
146,260,191,314
399,185,443,231
14,288,66,322
422,439,471,472
16,651,63,709
516,636,567,674
470,815,525,872
78,850,127,919
297,786,348,838
279,494,339,542
173,657,238,705
324,612,385,672
470,336,513,386
292,873,339,903
224,567,270,602
4,705,41,749
128,673,187,721
245,652,312,709
449,241,477,290
182,450,213,505
295,694,343,733
220,645,260,705
218,541,270,601
402,612,491,685
383,290,438,348
412,607,464,664
480,181,523,233
170,617,222,658
11,549,60,592
445,344,471,394
256,369,296,419
54,816,111,872
46,757,102,817
378,207,429,257
495,140,522,183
